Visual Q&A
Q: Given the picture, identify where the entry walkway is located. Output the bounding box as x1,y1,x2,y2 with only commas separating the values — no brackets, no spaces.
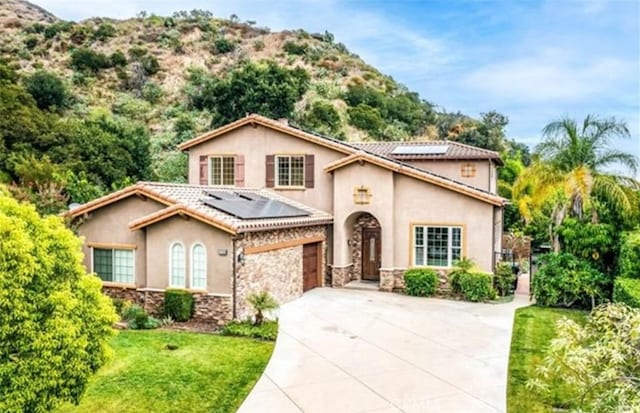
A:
238,288,530,413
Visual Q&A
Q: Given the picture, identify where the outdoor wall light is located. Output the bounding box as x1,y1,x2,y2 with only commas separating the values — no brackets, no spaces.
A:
237,249,246,265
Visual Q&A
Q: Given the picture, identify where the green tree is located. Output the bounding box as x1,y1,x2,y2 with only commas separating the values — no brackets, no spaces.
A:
23,70,70,111
188,61,309,127
297,100,343,138
0,188,117,412
514,115,639,251
529,303,640,411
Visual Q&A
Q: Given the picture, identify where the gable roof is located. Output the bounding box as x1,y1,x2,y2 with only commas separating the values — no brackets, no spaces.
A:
66,182,333,234
177,113,505,206
351,141,502,164
177,114,353,155
324,152,506,206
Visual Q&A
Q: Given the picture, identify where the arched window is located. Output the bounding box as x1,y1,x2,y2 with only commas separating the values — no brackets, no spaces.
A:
191,243,207,290
169,242,185,287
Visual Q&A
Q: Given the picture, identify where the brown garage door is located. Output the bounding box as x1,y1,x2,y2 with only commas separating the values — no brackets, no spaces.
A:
303,242,320,292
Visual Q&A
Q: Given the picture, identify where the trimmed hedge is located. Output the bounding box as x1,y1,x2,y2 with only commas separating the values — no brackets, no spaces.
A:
613,278,640,308
404,268,439,297
164,289,194,322
220,320,278,341
494,262,516,297
459,272,496,302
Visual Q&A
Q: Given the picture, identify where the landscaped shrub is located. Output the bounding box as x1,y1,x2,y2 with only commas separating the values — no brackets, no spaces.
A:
164,289,194,322
619,230,640,278
459,272,496,302
121,303,160,329
220,320,278,341
532,253,609,309
448,257,475,294
404,268,439,297
613,277,640,308
494,262,516,297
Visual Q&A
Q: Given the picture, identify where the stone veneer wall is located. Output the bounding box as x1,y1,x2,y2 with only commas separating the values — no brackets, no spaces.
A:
349,213,381,282
234,225,327,320
102,286,232,326
331,264,353,287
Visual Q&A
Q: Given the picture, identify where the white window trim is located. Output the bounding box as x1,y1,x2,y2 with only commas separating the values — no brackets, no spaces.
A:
209,155,235,186
190,243,207,291
413,225,463,268
90,246,136,285
169,242,186,288
275,155,305,187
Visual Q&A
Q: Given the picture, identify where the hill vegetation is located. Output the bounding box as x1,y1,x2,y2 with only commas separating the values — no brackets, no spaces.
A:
0,1,526,212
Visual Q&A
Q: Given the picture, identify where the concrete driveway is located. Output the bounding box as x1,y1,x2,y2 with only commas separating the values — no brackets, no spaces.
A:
238,287,529,413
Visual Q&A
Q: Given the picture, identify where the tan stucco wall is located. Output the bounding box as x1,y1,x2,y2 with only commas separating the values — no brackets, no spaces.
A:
332,162,395,268
187,124,346,213
393,174,496,272
144,216,233,294
77,196,166,286
403,160,494,192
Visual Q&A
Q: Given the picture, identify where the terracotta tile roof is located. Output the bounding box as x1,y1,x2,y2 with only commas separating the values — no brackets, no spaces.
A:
324,152,506,206
350,140,502,162
67,182,333,234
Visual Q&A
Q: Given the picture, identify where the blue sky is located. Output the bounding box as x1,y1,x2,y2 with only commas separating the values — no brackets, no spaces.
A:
35,0,640,163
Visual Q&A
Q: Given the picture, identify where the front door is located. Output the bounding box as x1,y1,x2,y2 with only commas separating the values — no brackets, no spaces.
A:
362,228,381,281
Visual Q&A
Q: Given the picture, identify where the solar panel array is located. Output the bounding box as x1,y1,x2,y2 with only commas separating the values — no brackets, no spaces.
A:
202,191,311,220
391,145,449,155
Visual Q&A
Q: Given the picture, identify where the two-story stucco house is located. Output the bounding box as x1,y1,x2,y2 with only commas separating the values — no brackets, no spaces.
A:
67,114,506,324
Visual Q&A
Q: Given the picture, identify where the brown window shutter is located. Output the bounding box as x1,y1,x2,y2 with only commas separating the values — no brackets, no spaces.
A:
234,155,245,187
265,155,275,188
199,155,208,185
304,154,314,188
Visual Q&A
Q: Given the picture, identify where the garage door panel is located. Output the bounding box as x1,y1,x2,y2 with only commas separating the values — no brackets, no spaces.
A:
303,243,319,292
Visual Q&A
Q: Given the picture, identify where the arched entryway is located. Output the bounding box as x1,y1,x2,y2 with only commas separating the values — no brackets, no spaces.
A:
347,212,381,282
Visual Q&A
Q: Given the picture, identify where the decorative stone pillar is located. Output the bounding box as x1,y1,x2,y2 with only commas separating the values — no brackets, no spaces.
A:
331,265,352,287
379,268,395,292
393,269,406,290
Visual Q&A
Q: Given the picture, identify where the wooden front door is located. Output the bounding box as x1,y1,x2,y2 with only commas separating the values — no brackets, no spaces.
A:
362,228,381,281
303,243,320,292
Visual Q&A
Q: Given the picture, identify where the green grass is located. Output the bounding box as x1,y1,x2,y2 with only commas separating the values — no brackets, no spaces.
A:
56,330,274,413
507,306,587,413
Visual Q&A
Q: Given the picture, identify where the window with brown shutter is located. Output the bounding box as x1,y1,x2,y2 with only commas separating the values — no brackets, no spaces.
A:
199,155,208,185
265,155,275,188
234,155,245,187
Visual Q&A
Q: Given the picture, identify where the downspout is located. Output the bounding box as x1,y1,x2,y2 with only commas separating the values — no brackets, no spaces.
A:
232,236,237,319
492,206,497,271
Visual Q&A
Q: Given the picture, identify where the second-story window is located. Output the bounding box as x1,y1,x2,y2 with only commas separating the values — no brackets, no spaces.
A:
210,156,235,185
276,155,304,187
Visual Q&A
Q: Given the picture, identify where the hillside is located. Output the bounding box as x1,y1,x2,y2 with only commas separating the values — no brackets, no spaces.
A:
0,1,511,212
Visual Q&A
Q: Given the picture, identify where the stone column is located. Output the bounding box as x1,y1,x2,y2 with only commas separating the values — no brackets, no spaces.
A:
331,264,353,287
379,268,395,292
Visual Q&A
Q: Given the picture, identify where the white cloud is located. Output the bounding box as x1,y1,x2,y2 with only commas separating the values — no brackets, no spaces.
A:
462,49,634,104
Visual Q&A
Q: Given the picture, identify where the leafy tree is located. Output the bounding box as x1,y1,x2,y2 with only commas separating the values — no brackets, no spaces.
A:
0,188,118,412
347,104,385,139
297,100,343,138
514,115,639,251
188,61,309,127
70,48,112,73
246,291,279,325
23,70,70,111
456,111,508,152
529,303,640,411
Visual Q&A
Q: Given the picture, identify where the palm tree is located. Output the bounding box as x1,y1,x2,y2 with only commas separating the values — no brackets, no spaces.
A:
513,115,639,251
246,291,279,325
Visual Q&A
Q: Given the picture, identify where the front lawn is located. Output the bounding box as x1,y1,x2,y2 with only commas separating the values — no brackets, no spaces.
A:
507,306,587,412
56,330,274,413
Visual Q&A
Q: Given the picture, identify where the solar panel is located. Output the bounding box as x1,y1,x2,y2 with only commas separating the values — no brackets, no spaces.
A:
202,191,311,220
391,145,449,155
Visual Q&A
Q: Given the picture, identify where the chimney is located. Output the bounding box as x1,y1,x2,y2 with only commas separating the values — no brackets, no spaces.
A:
277,118,289,126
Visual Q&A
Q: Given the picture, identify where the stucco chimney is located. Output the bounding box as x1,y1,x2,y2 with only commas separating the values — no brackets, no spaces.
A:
277,118,289,126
